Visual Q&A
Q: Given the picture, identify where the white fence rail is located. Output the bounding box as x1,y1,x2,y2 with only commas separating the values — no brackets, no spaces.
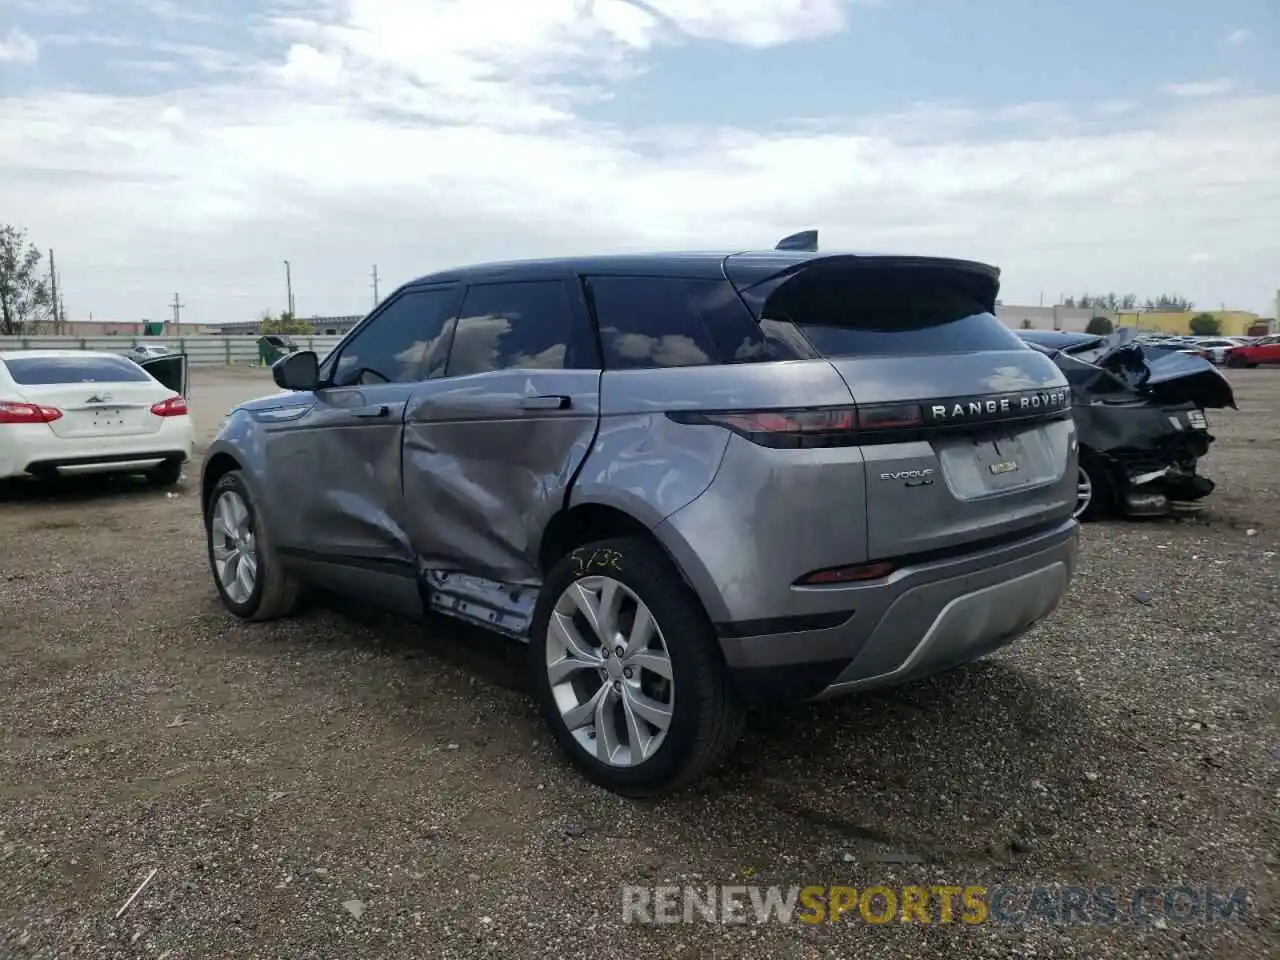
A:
0,335,346,366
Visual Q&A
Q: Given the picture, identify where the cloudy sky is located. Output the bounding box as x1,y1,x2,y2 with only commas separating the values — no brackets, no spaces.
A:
1,0,1277,323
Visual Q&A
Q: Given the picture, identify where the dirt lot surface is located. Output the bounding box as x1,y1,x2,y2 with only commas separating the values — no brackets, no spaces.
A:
1,367,1277,959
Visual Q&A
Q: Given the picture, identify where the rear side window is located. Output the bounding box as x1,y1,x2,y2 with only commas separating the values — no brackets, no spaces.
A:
2,355,151,384
749,265,1026,357
446,280,597,376
586,276,810,370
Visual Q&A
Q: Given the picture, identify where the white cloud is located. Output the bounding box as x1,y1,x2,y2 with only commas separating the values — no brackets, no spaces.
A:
0,1,1278,321
1224,28,1249,46
1161,78,1239,98
0,27,39,63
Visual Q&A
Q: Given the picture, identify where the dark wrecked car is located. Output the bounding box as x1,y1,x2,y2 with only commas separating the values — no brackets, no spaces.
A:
1017,329,1236,521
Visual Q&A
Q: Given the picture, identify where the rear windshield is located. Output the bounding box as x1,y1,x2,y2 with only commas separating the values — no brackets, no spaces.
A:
747,264,1027,357
2,355,152,385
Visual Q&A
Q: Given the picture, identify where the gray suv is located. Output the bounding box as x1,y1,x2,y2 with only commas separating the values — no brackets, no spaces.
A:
202,238,1080,796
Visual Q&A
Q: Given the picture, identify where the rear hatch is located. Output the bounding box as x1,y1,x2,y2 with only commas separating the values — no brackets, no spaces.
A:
3,354,168,440
728,254,1076,559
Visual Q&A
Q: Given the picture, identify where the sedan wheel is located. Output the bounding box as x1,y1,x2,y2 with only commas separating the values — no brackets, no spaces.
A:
546,575,675,768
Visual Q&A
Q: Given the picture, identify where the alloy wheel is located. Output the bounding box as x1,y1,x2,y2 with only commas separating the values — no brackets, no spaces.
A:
545,576,674,767
211,490,258,604
1074,465,1092,519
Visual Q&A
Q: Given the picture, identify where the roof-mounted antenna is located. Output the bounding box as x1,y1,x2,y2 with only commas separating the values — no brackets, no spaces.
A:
775,229,818,252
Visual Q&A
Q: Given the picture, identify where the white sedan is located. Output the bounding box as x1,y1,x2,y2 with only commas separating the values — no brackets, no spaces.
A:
0,350,195,485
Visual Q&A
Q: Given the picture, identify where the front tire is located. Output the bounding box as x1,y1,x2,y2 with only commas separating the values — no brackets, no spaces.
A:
528,537,745,797
205,470,303,621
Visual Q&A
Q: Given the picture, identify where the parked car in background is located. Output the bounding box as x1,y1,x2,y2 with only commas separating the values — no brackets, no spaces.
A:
0,350,193,486
1225,335,1280,368
129,342,173,362
202,236,1081,796
1191,337,1250,364
1017,330,1235,520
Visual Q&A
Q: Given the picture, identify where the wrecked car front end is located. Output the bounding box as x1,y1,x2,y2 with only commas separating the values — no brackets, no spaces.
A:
1021,335,1236,520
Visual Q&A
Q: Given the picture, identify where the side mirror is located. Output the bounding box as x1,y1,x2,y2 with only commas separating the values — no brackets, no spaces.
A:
272,350,320,391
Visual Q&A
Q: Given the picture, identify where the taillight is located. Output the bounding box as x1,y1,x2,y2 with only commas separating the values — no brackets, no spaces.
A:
0,400,62,424
797,560,896,585
667,402,923,448
151,395,188,417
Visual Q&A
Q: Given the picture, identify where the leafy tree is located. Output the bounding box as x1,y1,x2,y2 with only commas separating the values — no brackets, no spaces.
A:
1189,312,1221,336
1144,294,1194,312
1066,292,1138,311
1085,316,1114,335
0,224,52,335
259,310,311,335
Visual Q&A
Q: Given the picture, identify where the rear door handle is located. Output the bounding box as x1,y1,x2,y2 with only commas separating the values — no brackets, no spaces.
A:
521,395,571,410
353,405,390,418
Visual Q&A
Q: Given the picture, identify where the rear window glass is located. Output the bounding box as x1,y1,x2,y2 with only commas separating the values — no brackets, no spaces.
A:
750,265,1026,357
586,276,809,369
2,355,151,385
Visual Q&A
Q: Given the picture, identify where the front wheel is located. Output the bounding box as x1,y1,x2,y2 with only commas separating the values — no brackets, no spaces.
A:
205,470,303,621
528,537,745,797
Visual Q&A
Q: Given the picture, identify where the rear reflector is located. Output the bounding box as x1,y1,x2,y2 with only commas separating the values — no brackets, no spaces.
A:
0,400,63,424
151,395,188,417
797,560,896,585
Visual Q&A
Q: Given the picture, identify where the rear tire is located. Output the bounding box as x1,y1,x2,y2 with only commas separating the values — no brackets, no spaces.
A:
528,537,745,797
147,458,184,488
205,470,303,621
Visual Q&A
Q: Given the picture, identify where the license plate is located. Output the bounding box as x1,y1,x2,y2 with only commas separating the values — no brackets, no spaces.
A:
978,435,1025,476
1187,410,1207,430
89,407,130,428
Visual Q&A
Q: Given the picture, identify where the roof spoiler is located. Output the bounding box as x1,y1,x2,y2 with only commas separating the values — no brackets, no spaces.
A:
774,229,818,252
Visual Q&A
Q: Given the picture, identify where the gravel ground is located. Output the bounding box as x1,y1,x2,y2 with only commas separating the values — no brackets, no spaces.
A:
1,367,1277,959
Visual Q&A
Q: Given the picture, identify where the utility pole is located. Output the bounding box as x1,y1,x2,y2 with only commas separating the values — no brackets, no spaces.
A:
171,292,184,337
283,260,294,316
48,250,59,334
371,264,379,306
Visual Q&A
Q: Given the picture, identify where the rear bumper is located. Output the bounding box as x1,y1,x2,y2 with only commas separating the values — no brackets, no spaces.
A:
1,420,196,479
719,518,1079,705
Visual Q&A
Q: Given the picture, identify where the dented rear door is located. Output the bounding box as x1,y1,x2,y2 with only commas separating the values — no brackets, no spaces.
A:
402,277,602,584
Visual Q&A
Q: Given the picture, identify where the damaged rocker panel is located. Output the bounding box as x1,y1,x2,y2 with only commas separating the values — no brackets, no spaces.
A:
421,566,537,639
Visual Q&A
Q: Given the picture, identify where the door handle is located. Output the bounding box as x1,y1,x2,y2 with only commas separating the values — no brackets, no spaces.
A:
521,395,571,410
353,405,390,418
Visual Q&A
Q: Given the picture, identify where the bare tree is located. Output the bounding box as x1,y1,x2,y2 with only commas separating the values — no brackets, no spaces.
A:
0,225,52,335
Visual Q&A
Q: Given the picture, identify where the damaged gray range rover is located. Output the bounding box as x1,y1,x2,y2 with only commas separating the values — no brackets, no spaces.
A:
201,233,1081,796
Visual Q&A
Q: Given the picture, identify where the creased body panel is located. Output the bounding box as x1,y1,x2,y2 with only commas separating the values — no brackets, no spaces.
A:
261,385,416,564
402,369,602,585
